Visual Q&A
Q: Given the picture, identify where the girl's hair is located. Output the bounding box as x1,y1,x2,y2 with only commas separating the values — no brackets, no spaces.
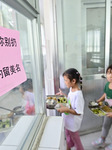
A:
63,68,82,89
106,64,112,73
20,78,33,92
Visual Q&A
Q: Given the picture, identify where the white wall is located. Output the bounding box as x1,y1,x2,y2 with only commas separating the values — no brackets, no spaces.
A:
63,0,82,73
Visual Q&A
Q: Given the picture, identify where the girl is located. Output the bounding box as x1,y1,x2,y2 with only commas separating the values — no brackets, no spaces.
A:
19,78,35,115
57,68,84,150
92,64,112,150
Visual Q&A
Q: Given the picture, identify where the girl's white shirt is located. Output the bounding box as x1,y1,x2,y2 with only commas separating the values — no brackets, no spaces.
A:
62,88,85,132
24,91,35,105
21,91,34,108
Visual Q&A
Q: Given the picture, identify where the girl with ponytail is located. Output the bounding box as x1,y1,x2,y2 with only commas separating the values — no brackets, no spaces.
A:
57,68,84,150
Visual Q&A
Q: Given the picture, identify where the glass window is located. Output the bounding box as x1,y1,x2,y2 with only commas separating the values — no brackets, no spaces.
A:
0,1,44,145
85,8,105,71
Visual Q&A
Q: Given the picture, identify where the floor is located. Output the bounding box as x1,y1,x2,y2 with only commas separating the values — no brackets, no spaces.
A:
79,128,112,150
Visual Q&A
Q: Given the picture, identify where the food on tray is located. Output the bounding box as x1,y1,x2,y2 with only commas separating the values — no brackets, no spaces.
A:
57,97,67,103
0,119,11,129
91,101,98,106
90,108,106,116
57,99,61,103
62,98,67,103
46,99,57,105
99,102,103,106
46,95,67,103
101,105,112,112
52,97,57,100
47,97,52,99
89,101,99,107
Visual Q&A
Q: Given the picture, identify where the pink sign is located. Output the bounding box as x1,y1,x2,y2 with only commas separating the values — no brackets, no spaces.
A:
0,26,27,96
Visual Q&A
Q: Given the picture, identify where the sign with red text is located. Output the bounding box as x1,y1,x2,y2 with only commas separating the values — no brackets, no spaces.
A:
0,26,26,96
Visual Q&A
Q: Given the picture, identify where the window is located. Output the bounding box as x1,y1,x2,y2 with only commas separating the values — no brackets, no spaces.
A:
86,29,101,67
0,1,45,147
87,29,100,53
85,7,105,71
